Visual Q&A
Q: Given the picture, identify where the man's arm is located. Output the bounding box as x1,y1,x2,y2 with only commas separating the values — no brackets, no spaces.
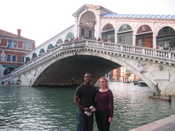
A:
74,87,84,110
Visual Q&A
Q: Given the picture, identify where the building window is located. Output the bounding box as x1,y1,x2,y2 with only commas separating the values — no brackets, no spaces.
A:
81,28,85,37
6,40,17,48
14,41,17,48
0,51,6,62
24,41,34,50
20,56,24,63
118,36,122,43
0,39,7,47
25,57,30,63
7,40,14,48
12,55,16,62
7,55,11,62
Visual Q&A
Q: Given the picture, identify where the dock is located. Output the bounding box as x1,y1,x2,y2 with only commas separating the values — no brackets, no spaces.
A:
130,114,175,131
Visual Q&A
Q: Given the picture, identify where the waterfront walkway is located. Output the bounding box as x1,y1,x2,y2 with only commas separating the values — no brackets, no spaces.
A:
130,114,175,131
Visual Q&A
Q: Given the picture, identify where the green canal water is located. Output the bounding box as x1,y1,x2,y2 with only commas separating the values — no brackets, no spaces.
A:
0,83,175,131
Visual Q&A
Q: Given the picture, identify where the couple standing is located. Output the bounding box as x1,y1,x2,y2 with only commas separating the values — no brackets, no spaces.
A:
74,73,114,131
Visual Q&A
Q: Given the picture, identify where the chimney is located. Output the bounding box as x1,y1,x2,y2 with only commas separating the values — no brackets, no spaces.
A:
17,29,21,37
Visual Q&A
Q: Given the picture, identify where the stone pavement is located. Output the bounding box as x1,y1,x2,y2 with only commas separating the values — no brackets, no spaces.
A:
130,115,175,131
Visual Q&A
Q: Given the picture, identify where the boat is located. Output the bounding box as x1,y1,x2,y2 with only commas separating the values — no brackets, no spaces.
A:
133,80,148,87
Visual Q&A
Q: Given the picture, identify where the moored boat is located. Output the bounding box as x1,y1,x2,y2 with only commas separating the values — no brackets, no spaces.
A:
133,80,148,87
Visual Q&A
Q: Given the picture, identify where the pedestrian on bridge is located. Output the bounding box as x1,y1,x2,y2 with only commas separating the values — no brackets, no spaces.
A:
74,73,97,131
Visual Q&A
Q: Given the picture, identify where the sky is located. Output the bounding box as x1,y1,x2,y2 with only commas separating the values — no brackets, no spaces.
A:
0,0,174,47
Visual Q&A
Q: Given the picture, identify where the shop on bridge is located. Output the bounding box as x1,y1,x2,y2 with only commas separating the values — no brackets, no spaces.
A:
157,26,175,50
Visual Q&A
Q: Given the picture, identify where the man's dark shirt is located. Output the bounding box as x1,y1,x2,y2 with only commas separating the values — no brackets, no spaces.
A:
75,84,97,109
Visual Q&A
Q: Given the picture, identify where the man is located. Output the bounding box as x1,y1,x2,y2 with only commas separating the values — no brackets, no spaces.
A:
74,73,97,131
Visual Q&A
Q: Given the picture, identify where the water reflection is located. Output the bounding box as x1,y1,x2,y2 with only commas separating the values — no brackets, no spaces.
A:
0,83,174,131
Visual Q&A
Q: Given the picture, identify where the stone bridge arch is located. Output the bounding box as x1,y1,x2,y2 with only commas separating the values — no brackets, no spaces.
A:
27,49,155,90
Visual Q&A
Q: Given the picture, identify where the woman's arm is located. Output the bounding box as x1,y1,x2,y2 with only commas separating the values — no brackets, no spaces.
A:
108,90,114,123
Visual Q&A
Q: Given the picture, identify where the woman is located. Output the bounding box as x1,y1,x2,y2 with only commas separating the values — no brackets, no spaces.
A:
95,77,114,131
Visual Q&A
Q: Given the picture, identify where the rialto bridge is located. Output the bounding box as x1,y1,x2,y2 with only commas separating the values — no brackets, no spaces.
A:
1,4,175,96
1,39,175,96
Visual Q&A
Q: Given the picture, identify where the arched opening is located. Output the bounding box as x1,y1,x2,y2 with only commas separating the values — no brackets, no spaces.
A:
56,39,63,47
102,24,115,42
25,57,30,63
136,25,153,48
79,11,96,39
16,79,21,85
33,55,119,86
118,24,133,45
39,49,45,56
32,53,37,59
3,67,15,75
157,26,175,50
47,44,54,50
56,39,63,44
65,32,74,41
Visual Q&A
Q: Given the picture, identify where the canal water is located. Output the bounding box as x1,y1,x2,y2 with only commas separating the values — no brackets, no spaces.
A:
0,83,175,131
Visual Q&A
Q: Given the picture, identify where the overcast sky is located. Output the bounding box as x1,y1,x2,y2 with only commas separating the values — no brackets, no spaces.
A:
0,0,174,47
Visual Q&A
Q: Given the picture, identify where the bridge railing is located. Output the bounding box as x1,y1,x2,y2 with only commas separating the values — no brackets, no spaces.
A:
86,40,175,61
123,44,175,60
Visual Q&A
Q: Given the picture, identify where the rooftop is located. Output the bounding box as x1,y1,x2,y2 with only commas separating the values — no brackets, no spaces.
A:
0,29,34,41
102,13,175,20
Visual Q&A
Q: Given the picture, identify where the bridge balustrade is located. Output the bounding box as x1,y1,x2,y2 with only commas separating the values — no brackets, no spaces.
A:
91,40,175,60
91,42,173,62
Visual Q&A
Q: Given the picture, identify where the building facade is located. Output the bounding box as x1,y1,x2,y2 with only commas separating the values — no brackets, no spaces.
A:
73,4,175,49
0,29,35,76
110,67,140,83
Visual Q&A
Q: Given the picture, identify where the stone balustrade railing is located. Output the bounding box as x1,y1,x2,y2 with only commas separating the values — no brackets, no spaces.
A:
1,39,175,81
86,40,175,61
